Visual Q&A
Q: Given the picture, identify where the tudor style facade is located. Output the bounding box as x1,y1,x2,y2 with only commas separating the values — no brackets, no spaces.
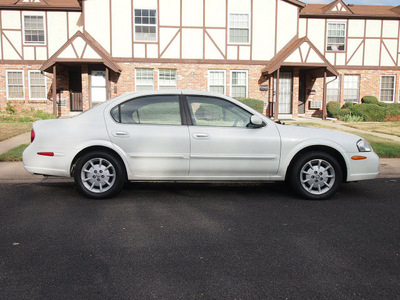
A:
0,0,399,119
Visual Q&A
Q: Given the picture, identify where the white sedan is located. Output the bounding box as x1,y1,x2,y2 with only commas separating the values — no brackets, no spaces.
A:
23,90,379,200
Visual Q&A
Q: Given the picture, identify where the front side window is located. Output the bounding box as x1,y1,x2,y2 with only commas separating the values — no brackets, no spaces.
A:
344,75,360,103
112,95,181,125
24,15,45,44
208,70,226,94
135,69,154,91
231,70,248,98
29,71,47,100
380,75,396,103
327,76,341,102
187,96,251,127
327,22,346,51
134,9,157,42
229,13,250,44
6,70,24,99
159,69,177,90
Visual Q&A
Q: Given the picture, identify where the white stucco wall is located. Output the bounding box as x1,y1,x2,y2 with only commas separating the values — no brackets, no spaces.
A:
85,0,110,52
111,0,132,57
252,0,275,61
276,0,297,52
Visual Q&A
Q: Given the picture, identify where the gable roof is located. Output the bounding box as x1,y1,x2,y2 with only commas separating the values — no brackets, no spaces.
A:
321,0,353,15
301,2,400,19
0,0,81,10
262,36,339,77
41,30,121,73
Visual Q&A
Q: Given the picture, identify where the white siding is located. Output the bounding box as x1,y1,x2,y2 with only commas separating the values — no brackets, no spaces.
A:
366,20,381,38
182,0,203,27
307,19,325,53
85,0,110,52
182,29,203,59
252,0,275,60
205,0,225,27
68,12,82,38
382,20,399,38
48,12,68,56
364,39,380,66
348,20,364,37
111,0,132,57
1,11,21,30
276,0,297,52
160,0,180,26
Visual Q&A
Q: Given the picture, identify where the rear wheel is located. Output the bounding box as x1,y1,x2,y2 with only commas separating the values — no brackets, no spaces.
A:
74,151,126,199
289,151,342,200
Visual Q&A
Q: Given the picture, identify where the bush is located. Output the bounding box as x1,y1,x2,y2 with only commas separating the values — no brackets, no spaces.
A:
5,102,15,114
343,102,354,109
326,101,341,117
235,98,264,114
362,96,379,105
195,103,223,121
350,103,386,122
33,110,56,120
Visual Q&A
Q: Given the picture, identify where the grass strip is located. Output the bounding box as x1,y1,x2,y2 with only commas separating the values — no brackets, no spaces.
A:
0,122,32,142
0,144,29,162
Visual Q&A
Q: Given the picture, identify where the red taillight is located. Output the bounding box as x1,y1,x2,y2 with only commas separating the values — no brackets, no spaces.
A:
37,152,54,157
31,129,35,143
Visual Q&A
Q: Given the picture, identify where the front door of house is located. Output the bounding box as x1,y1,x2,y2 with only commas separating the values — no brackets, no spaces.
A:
91,70,107,107
274,72,293,115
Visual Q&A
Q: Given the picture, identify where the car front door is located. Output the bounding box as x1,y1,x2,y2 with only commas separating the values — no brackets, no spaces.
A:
185,95,281,178
105,94,190,178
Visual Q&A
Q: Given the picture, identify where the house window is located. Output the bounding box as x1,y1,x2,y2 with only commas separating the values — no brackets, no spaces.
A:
229,13,250,44
380,75,396,103
134,9,157,42
28,71,47,100
344,75,360,103
159,69,177,90
327,76,341,102
24,15,45,44
6,70,24,99
135,69,154,91
208,70,226,94
231,70,248,98
327,22,346,51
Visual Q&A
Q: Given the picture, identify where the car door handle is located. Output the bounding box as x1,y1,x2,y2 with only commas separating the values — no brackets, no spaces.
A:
192,133,210,140
112,131,130,137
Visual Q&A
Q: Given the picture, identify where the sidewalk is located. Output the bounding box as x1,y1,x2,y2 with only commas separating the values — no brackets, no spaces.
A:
0,132,30,155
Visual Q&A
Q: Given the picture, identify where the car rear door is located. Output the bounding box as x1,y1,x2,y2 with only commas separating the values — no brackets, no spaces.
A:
185,95,281,178
105,94,190,178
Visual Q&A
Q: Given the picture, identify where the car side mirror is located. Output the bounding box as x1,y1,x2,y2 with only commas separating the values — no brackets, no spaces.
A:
248,115,266,128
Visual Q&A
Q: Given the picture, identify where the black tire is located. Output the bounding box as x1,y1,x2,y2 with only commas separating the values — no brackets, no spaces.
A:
288,151,343,200
74,151,126,199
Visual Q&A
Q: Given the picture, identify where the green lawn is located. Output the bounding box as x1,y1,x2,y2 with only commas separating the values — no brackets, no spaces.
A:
287,121,400,158
0,122,32,142
0,144,29,162
343,122,400,138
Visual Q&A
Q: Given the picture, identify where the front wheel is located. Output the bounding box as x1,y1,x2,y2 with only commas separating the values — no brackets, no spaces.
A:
74,151,126,199
288,151,342,200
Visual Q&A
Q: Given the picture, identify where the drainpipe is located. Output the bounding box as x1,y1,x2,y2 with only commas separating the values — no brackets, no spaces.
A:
324,73,338,120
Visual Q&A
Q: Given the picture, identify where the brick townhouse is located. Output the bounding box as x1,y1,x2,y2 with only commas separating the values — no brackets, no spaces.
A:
0,0,399,119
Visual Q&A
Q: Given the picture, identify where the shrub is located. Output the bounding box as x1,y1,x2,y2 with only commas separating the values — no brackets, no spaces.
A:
361,96,379,105
5,102,15,114
326,101,341,117
350,103,386,122
33,110,56,120
235,97,264,114
343,102,354,109
341,114,365,122
195,104,223,121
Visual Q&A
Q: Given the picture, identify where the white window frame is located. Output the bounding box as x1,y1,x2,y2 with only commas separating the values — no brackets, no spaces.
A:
380,75,396,103
135,68,154,91
158,69,177,90
134,9,157,42
208,70,226,95
326,76,341,102
343,74,360,103
326,21,346,52
22,11,46,45
230,70,249,98
28,70,47,100
6,70,24,100
228,12,251,45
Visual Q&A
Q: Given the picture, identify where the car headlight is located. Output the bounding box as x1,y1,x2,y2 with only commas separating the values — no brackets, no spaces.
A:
357,139,372,152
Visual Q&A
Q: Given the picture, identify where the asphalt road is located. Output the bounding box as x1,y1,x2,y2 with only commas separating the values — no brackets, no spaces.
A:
1,179,400,299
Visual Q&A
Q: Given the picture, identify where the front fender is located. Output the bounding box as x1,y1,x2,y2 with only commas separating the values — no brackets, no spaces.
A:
277,138,350,179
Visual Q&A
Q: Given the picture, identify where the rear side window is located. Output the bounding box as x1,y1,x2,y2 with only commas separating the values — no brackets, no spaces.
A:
111,95,182,125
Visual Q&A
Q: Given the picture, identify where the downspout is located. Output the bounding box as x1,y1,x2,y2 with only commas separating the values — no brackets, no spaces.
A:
324,74,338,120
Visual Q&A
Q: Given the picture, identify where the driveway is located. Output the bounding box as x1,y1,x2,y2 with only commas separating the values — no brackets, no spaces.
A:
1,179,399,299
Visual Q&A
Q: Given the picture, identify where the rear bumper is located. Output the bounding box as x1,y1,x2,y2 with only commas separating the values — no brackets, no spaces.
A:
23,144,71,177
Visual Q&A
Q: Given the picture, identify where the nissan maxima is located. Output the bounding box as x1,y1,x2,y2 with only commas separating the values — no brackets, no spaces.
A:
23,90,379,200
